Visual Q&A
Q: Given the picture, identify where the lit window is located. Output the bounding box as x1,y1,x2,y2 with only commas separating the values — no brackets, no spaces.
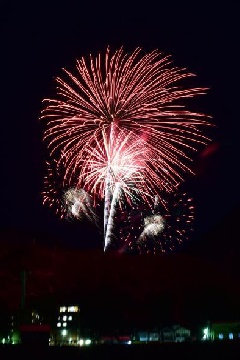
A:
68,306,79,312
60,306,67,313
219,333,224,340
63,316,67,321
62,330,67,336
68,316,72,321
63,322,67,327
57,322,61,327
229,333,233,340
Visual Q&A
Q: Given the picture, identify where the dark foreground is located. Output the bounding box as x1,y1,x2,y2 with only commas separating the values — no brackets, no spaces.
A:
1,341,240,359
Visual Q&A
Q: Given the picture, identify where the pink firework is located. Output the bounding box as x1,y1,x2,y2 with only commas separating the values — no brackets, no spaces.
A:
78,128,154,249
40,47,213,250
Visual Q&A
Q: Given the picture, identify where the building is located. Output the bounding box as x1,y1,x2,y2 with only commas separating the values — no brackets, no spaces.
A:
54,305,81,346
209,321,240,341
135,330,160,342
134,325,191,343
174,325,191,342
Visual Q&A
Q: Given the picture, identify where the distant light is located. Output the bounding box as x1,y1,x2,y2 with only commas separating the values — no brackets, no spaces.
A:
127,340,132,345
85,339,91,345
79,339,84,346
62,330,67,336
57,322,61,327
202,327,209,340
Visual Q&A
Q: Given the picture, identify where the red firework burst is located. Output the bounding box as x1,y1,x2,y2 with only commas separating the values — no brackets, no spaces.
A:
40,47,213,250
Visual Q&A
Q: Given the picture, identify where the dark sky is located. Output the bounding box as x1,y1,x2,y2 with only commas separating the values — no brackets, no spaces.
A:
0,1,239,326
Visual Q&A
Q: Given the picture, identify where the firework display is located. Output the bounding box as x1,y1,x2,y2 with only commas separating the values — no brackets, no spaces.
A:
42,160,100,225
40,47,212,252
118,190,195,254
42,159,67,219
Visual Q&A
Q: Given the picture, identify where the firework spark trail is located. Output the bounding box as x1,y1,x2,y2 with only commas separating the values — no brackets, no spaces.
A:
40,46,213,251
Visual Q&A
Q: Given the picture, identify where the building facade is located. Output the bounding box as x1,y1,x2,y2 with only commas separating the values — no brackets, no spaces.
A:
54,305,81,346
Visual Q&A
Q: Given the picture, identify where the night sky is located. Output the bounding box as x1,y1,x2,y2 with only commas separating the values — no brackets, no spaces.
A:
0,1,239,329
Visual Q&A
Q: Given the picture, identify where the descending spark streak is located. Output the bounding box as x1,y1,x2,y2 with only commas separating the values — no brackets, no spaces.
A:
40,46,213,251
104,167,112,242
104,182,121,251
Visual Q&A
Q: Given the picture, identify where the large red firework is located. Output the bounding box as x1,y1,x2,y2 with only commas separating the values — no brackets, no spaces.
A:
40,47,213,250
